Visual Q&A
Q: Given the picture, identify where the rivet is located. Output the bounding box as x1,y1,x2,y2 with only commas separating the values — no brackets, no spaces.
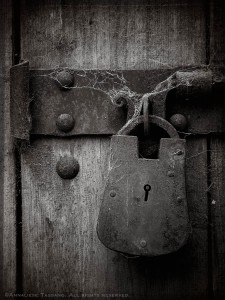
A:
167,171,175,177
169,114,188,131
176,149,184,156
56,114,75,132
56,156,79,179
110,190,116,197
56,70,74,89
140,239,147,248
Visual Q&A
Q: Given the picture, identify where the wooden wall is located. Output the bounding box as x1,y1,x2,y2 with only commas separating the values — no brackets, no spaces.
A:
2,0,225,299
1,1,17,298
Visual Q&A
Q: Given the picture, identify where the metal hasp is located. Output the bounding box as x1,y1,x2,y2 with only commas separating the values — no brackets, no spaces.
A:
10,62,224,257
10,63,225,139
29,73,129,136
10,61,30,140
151,68,225,133
97,116,191,257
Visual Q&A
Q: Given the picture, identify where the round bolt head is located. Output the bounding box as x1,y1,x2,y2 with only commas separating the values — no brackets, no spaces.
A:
56,70,74,89
56,156,79,179
140,239,147,248
109,190,116,197
56,114,75,132
169,114,188,131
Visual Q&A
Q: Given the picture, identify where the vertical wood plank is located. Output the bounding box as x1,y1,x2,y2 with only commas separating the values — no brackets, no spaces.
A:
21,0,206,69
0,1,5,295
209,0,225,65
210,1,225,299
211,137,225,300
20,0,210,298
21,138,111,293
0,0,17,295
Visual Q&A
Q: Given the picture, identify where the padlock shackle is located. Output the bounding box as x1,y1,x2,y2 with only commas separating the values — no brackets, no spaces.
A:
117,115,179,138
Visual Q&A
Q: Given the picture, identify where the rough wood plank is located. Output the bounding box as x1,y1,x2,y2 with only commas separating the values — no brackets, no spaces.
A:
210,0,225,66
21,0,206,69
20,0,210,298
0,0,17,295
209,1,225,299
21,138,112,293
0,1,5,295
10,61,30,140
211,137,225,299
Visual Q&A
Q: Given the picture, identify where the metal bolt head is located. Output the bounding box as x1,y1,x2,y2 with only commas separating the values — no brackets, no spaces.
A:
56,70,74,89
169,114,188,131
140,239,147,248
56,114,75,132
109,190,116,197
56,156,79,179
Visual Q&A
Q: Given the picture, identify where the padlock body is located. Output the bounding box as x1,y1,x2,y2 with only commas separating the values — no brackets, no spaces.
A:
97,135,191,256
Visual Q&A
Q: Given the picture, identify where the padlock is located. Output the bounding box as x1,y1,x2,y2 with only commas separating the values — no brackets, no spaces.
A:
97,115,191,257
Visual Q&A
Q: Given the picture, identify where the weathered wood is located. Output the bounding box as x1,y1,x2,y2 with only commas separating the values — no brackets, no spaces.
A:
0,0,17,295
21,137,111,293
10,61,30,140
209,1,225,299
211,137,225,300
0,1,5,296
20,0,210,298
210,0,225,66
21,0,206,69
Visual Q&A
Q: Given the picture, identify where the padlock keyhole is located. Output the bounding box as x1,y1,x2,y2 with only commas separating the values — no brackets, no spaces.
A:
144,184,151,201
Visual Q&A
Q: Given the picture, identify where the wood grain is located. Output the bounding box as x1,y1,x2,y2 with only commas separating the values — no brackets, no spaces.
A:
210,1,225,299
1,0,17,295
0,1,6,296
210,0,225,65
21,137,112,293
211,137,225,300
20,0,211,298
21,0,206,69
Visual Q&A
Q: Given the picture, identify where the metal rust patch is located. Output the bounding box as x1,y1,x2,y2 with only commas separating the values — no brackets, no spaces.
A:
10,65,225,138
10,61,30,140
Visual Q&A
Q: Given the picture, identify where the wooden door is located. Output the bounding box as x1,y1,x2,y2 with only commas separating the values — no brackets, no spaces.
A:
2,0,225,299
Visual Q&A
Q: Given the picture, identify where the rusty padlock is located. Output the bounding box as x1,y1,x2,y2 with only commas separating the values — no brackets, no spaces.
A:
97,115,191,256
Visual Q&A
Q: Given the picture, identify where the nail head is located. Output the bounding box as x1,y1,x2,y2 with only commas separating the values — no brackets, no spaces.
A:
56,114,75,132
169,114,188,131
56,156,79,179
56,70,74,89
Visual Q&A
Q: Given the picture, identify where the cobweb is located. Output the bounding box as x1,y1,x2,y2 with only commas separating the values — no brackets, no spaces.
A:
42,66,212,136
